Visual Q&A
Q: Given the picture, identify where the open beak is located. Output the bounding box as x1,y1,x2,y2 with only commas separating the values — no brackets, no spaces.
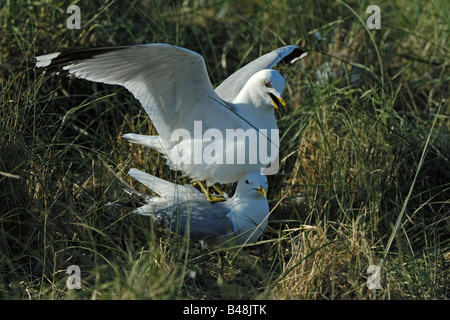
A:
256,186,267,198
268,92,287,111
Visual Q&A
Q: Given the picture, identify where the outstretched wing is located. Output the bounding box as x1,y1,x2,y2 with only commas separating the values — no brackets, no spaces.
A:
215,45,308,101
36,44,238,141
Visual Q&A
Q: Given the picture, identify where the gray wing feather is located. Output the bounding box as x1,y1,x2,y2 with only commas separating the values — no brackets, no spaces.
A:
155,200,234,240
215,45,308,101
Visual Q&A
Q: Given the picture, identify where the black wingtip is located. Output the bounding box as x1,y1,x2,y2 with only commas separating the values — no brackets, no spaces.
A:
281,46,309,65
35,46,130,75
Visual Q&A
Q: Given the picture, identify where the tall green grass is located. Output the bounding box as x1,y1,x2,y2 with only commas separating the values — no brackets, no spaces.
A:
1,0,448,299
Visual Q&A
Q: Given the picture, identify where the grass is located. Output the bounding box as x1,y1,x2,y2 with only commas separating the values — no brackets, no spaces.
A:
1,0,449,300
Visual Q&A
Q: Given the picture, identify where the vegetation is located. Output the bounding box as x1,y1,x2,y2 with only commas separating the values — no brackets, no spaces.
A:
1,0,448,299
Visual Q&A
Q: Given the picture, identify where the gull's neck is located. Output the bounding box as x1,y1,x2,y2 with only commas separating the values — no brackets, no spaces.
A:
232,90,275,129
228,192,261,205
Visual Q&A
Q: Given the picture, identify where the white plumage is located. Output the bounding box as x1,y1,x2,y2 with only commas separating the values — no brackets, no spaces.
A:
36,44,307,185
127,169,269,248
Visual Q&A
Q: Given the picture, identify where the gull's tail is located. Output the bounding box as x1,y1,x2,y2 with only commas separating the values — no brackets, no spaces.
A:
128,168,199,201
103,188,151,208
122,133,166,153
122,133,182,171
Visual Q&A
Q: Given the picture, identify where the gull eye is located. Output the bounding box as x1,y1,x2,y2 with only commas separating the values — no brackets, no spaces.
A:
264,80,271,88
245,180,249,184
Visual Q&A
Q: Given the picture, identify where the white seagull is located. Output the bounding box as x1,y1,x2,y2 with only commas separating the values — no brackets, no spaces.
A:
35,44,307,195
126,168,270,249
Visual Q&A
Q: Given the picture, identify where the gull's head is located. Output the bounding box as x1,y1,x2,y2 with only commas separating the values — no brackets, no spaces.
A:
235,172,268,200
240,69,286,111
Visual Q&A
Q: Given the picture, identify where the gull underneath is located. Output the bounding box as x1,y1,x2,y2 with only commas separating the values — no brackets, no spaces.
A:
127,168,269,249
35,44,307,186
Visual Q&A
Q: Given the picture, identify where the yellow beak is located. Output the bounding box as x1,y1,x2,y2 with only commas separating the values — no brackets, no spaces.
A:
269,93,287,111
256,186,267,198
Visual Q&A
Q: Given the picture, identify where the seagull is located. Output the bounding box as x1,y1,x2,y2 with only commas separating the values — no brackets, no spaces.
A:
126,168,270,249
35,44,307,199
